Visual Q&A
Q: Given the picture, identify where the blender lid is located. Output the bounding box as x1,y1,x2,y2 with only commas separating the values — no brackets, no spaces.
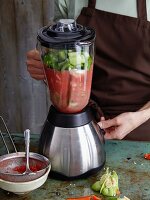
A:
37,19,95,47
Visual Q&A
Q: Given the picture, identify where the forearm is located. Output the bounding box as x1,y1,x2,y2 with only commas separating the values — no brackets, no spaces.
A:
139,101,150,111
136,101,150,125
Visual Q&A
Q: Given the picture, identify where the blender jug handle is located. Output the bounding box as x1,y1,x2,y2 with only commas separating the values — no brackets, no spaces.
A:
97,124,105,144
35,42,48,85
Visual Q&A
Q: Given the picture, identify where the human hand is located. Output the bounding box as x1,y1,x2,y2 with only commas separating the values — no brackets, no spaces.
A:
98,111,145,140
26,49,45,80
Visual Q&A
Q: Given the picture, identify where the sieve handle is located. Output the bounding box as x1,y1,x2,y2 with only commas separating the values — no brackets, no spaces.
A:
24,129,30,169
0,116,17,153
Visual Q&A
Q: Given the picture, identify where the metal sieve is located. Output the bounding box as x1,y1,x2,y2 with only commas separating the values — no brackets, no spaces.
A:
0,116,51,182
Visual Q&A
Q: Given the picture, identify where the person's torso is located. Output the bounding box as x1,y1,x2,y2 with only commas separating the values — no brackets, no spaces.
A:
77,0,150,117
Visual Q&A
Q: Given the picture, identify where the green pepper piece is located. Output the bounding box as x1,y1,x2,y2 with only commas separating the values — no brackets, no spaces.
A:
102,186,117,197
80,52,89,70
100,168,111,193
58,59,73,71
102,187,109,196
88,56,93,70
91,181,101,192
108,187,115,197
101,168,119,197
58,50,67,62
51,56,59,69
91,168,120,198
111,171,119,193
68,52,82,66
43,53,52,67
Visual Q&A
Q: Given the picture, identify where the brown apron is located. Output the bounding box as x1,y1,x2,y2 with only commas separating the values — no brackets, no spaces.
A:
77,0,150,141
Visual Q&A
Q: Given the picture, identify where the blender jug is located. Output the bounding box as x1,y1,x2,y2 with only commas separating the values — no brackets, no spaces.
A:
37,19,95,113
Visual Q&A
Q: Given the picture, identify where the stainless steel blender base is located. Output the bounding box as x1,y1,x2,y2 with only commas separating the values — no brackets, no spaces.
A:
49,162,105,180
39,106,106,179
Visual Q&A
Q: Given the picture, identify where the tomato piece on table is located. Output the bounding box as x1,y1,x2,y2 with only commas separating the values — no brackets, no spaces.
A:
144,153,150,160
66,195,102,200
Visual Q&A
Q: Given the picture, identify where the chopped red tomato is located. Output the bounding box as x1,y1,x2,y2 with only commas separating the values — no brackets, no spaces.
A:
67,195,101,200
92,195,102,200
144,153,150,160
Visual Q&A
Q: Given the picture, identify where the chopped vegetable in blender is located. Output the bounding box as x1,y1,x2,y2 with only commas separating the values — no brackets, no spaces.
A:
43,49,92,71
43,47,94,113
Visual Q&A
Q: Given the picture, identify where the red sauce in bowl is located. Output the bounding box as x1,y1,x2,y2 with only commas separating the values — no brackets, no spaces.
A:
11,158,46,174
13,164,43,173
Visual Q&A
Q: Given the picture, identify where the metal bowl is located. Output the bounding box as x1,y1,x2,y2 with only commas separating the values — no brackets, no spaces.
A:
0,152,51,182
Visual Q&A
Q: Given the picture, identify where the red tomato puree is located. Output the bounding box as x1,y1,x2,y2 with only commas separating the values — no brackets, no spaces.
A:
12,158,44,173
13,164,42,173
45,65,93,113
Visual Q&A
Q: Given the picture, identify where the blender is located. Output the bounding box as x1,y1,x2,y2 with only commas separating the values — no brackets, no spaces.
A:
37,19,105,179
